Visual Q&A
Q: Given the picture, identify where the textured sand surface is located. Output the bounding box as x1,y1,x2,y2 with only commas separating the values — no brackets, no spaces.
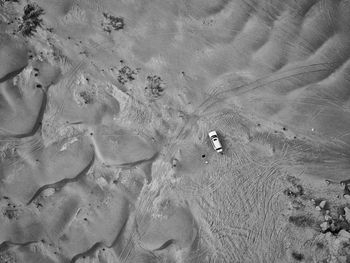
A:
1,0,350,262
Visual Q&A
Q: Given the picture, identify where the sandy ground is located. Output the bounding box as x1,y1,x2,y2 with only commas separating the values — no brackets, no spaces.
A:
1,0,350,262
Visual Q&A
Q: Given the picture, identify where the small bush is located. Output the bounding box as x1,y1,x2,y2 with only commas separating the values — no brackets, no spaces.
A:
18,3,44,37
144,75,164,99
291,252,304,261
102,13,124,33
117,66,137,85
3,208,19,220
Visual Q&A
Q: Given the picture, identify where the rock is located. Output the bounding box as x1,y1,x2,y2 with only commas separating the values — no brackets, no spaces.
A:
344,194,350,200
320,221,329,231
325,214,332,221
344,207,350,223
338,230,350,239
319,200,326,209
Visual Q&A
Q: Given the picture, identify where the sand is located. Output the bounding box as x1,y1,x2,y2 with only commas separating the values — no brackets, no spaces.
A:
1,0,350,262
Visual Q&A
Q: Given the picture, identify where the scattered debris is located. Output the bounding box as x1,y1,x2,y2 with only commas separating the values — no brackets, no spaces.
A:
102,13,124,33
18,3,45,37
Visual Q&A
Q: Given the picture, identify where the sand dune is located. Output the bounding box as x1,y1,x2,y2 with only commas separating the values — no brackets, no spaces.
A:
1,0,350,262
0,34,28,83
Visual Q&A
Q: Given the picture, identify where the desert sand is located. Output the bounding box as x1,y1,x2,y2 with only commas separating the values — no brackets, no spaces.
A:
1,0,350,262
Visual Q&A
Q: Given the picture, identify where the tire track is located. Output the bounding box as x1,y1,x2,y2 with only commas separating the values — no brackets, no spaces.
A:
51,59,86,122
118,185,158,263
196,62,340,116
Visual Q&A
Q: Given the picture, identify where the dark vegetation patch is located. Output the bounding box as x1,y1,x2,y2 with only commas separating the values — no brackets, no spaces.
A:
117,66,138,85
144,75,165,99
18,3,44,37
102,13,124,33
291,251,304,261
289,214,315,228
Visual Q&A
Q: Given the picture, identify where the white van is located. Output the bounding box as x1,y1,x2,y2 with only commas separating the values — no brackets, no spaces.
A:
208,131,223,154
